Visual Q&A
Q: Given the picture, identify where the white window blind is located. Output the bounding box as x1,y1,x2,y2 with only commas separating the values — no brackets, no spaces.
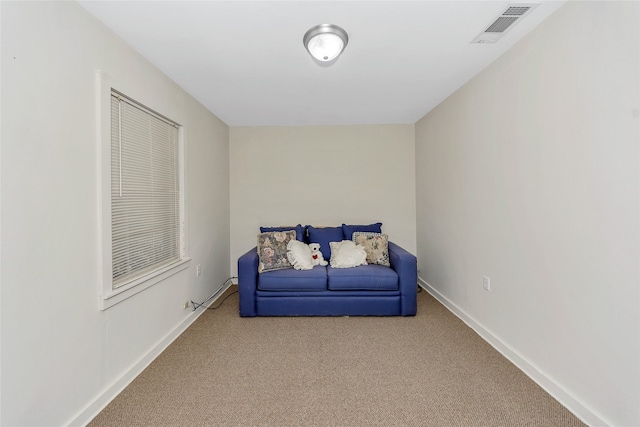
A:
110,92,181,289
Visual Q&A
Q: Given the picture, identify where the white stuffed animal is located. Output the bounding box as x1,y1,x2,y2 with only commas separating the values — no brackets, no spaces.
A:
308,243,328,266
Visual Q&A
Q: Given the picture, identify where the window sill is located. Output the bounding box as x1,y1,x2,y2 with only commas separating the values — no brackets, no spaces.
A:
100,258,191,310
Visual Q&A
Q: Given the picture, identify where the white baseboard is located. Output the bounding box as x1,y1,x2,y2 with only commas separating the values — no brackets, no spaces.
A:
67,282,233,427
418,278,607,427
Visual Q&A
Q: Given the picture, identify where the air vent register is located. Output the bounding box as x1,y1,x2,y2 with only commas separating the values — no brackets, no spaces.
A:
472,3,539,44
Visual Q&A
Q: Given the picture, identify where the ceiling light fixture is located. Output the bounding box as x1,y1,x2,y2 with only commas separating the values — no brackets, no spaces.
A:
303,24,348,62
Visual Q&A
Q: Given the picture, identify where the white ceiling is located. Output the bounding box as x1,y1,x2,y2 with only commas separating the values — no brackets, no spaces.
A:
78,0,566,126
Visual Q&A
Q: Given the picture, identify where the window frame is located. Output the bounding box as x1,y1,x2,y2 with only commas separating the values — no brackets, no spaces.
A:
97,71,190,310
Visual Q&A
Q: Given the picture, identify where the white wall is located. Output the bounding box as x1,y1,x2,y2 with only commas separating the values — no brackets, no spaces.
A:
230,125,416,275
415,2,639,426
1,2,230,426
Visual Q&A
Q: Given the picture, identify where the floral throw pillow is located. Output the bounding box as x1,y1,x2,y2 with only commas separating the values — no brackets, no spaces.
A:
352,232,390,267
257,230,296,273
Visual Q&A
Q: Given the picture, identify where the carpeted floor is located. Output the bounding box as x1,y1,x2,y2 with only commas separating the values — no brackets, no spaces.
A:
89,286,586,426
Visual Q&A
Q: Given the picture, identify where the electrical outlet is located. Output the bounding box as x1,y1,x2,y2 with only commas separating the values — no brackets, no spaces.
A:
183,301,190,309
196,264,202,276
483,276,491,292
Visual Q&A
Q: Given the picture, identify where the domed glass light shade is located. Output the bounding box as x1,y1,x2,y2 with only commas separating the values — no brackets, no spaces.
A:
303,24,349,62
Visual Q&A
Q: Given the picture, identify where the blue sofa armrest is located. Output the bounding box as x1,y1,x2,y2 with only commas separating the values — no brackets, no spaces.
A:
388,242,417,316
238,247,259,317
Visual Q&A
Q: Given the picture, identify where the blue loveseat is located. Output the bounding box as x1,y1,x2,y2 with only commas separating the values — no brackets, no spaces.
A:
238,224,417,317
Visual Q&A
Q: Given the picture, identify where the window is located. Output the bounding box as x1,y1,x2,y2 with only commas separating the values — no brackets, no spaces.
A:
111,90,182,287
100,87,188,308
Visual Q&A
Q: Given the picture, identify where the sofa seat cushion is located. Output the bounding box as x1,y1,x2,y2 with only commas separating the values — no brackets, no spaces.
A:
258,266,327,291
327,264,398,291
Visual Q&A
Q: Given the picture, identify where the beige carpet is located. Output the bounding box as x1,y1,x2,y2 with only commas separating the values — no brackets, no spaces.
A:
89,287,585,426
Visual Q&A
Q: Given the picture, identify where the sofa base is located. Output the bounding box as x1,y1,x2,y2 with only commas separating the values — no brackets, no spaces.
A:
252,295,403,317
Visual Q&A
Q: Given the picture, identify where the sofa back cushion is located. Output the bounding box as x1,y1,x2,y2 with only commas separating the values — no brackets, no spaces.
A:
341,222,383,240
